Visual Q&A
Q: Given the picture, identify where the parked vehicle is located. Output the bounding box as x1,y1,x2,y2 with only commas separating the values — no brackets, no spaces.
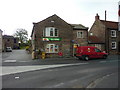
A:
75,46,108,60
6,47,12,52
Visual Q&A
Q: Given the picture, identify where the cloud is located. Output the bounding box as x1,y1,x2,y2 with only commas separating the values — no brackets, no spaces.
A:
0,0,118,36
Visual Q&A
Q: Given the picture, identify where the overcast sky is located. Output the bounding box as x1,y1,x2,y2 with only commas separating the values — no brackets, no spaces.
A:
0,0,119,38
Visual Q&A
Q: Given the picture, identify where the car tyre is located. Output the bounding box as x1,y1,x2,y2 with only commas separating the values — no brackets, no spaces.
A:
103,55,107,59
82,55,89,61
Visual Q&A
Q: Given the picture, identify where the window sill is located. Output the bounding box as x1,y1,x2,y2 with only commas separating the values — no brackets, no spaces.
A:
46,52,58,54
44,36,59,37
111,36,116,38
111,48,116,50
77,37,84,39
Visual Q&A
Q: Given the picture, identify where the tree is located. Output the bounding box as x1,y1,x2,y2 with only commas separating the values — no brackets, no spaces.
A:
14,28,28,44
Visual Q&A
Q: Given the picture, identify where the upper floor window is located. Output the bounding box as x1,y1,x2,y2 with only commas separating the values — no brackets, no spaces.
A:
111,42,116,49
111,30,116,37
44,27,58,37
77,31,84,38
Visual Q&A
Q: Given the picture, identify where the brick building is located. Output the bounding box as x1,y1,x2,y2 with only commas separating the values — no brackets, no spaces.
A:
31,14,88,59
88,14,120,54
2,35,19,51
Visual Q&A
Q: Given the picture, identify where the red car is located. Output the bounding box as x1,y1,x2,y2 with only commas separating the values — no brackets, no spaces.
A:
75,46,108,61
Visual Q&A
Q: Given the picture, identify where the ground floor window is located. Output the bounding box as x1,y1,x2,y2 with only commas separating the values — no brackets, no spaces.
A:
45,44,59,53
111,42,116,49
95,44,101,50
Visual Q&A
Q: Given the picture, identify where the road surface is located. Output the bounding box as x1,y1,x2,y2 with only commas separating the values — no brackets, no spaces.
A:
1,50,119,88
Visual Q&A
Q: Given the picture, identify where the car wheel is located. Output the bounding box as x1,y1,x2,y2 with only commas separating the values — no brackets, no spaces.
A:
103,55,107,59
83,55,89,61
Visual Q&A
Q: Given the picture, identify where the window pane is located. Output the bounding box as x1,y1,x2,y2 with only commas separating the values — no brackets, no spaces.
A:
55,45,58,52
50,45,54,52
45,44,59,53
111,42,116,49
111,30,116,37
80,32,83,38
45,27,58,37
50,29,53,36
45,44,49,52
55,29,58,36
45,28,50,36
95,48,101,52
77,31,83,38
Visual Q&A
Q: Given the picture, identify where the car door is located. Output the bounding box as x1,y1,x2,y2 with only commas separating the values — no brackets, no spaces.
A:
94,48,102,58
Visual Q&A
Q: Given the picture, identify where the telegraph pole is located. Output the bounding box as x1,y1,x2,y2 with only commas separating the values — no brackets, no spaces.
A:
105,10,108,53
118,1,120,54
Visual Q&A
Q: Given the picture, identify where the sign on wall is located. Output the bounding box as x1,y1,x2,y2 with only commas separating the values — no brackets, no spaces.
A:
42,38,61,41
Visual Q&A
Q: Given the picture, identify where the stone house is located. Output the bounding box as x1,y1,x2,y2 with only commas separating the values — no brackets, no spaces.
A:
88,14,120,54
2,35,19,51
0,29,3,52
31,14,88,59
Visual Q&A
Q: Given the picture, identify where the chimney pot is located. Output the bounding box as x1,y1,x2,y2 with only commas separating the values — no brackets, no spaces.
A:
95,13,100,20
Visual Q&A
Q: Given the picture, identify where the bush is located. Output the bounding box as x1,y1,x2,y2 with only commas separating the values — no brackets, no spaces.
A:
25,46,29,50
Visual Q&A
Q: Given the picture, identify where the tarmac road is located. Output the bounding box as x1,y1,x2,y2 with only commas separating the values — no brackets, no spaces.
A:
2,59,118,88
1,50,119,88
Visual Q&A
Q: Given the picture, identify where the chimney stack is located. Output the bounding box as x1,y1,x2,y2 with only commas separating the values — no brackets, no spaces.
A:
95,13,100,20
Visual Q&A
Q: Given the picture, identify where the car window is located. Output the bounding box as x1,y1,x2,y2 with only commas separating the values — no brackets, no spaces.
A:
95,48,101,52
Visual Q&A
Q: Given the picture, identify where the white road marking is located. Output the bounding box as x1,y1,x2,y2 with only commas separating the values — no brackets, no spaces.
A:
15,76,20,79
18,61,30,62
4,60,17,62
3,60,30,63
52,82,64,88
100,61,107,63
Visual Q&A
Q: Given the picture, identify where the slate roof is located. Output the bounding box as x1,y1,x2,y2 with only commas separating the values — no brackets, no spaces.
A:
100,20,118,29
70,24,88,30
3,35,14,39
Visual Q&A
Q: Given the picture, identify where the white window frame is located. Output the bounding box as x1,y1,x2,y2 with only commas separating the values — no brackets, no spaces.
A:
77,31,84,38
111,42,116,49
45,27,58,37
45,44,59,53
111,30,116,37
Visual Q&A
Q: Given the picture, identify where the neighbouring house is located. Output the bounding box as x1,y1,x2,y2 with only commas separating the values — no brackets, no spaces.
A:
31,14,88,59
0,29,3,53
88,14,120,54
2,35,19,51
